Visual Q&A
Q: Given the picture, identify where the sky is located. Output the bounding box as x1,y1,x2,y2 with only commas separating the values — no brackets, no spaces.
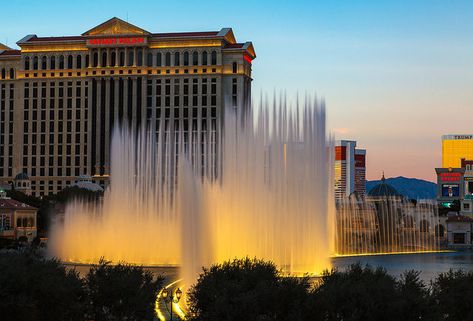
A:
1,0,472,182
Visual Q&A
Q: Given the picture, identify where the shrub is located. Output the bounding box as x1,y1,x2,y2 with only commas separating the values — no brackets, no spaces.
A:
187,257,310,321
0,252,84,321
431,269,473,321
85,258,163,321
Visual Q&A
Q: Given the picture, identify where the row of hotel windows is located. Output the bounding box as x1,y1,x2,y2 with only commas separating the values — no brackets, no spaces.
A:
0,84,14,176
0,216,35,229
0,68,15,79
23,50,219,70
23,77,219,99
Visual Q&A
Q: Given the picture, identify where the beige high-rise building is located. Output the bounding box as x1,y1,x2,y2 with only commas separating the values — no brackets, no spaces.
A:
0,17,255,196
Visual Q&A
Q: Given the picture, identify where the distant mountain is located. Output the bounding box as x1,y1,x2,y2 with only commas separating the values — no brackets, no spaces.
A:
366,176,437,200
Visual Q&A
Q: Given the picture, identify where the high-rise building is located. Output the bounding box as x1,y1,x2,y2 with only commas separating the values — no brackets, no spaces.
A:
442,135,473,168
334,140,366,200
0,17,255,196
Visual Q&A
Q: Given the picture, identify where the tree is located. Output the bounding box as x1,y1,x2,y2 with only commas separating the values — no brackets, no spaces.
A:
0,252,84,321
187,257,310,321
85,259,163,321
305,263,432,321
431,269,473,321
395,270,434,321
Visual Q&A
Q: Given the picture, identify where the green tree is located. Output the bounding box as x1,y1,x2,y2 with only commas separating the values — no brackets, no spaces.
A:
305,263,432,321
0,252,84,321
395,270,434,321
85,259,163,321
187,257,310,321
431,269,473,321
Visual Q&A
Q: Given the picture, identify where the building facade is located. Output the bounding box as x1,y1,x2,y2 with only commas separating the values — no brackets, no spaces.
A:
442,134,473,168
0,190,37,242
0,17,255,196
334,140,366,200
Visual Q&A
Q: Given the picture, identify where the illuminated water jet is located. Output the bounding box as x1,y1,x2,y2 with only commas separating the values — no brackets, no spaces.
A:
49,96,333,284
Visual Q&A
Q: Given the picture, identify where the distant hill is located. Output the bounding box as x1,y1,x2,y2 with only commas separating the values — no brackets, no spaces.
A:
366,176,437,200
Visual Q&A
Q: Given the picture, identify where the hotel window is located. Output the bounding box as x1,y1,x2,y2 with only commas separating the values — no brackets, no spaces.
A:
119,51,125,66
183,52,189,66
128,50,134,66
192,51,199,66
85,54,89,67
101,52,107,67
211,51,217,65
137,49,143,66
41,56,47,70
156,53,162,66
0,69,4,79
33,56,38,70
232,78,237,106
93,52,98,67
76,55,82,69
9,69,14,79
174,52,180,66
109,52,116,67
24,56,30,70
68,55,73,69
147,52,153,67
165,53,171,66
232,62,237,73
202,51,208,65
59,55,65,69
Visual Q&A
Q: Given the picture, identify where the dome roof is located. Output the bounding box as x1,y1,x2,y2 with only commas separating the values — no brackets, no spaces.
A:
72,181,104,192
14,172,29,180
77,174,92,182
368,174,402,198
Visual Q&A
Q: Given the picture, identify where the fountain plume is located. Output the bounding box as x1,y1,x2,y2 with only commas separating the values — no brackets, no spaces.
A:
50,95,333,285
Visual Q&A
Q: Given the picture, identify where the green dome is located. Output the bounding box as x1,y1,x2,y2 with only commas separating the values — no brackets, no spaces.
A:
368,175,402,198
14,172,29,180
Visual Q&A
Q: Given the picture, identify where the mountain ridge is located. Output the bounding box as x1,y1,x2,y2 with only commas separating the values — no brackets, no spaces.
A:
366,176,437,200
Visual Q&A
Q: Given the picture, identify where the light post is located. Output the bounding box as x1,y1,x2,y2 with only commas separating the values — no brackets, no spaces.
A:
161,287,182,321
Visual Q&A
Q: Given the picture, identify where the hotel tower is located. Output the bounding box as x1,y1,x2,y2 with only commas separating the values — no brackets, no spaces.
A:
0,18,255,196
334,140,366,200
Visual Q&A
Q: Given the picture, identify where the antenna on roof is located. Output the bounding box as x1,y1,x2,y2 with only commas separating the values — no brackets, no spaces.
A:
126,12,129,22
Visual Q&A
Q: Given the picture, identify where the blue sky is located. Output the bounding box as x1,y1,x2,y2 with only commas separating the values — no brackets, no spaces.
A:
2,0,472,181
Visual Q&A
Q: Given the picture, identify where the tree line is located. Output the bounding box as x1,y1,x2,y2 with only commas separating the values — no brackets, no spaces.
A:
188,257,473,321
0,252,162,321
2,253,473,321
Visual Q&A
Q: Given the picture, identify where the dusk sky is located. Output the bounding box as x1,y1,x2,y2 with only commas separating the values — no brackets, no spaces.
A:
2,0,472,182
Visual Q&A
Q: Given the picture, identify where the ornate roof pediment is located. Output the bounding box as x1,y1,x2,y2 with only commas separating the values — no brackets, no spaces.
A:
82,17,150,36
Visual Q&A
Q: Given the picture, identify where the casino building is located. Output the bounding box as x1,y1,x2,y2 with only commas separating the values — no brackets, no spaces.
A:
0,17,255,196
334,140,366,201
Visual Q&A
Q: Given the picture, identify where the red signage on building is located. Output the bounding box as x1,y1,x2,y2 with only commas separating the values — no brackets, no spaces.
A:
355,154,365,167
440,172,461,182
87,37,147,46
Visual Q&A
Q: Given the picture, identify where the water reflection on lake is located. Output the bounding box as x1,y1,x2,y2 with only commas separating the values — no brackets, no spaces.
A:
332,251,473,282
64,251,473,284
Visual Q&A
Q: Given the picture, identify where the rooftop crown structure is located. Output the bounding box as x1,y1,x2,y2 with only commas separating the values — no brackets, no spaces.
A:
0,17,255,196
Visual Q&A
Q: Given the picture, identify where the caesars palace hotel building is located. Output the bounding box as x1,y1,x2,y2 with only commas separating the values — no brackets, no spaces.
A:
0,17,255,196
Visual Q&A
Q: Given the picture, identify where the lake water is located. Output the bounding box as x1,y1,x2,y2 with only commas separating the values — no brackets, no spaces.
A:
66,251,473,284
332,251,473,282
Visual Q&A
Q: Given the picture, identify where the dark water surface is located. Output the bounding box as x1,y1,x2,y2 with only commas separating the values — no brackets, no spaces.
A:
331,251,473,282
65,252,473,284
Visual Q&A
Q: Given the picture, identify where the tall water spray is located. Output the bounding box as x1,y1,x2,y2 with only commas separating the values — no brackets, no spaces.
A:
335,197,441,255
49,96,333,284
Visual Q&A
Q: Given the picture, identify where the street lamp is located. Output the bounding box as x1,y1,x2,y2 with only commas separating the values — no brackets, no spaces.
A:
161,287,182,321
